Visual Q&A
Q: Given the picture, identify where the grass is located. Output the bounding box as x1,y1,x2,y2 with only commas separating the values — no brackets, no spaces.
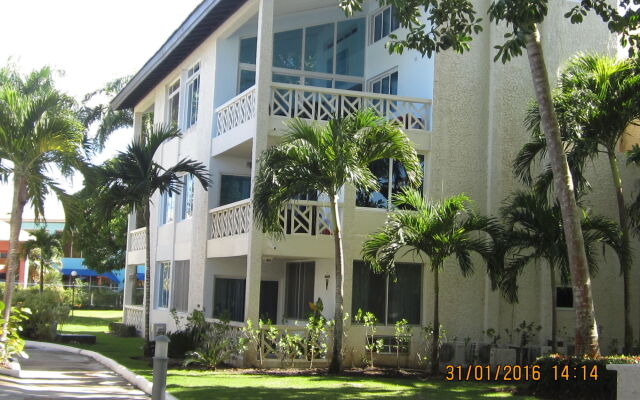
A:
58,310,535,400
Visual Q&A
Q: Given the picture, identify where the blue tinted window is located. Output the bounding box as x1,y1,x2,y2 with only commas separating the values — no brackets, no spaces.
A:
239,37,257,64
238,70,256,93
304,24,334,74
336,18,365,77
274,29,303,69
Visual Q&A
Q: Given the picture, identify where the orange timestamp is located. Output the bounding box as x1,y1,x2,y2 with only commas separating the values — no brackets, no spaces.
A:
445,365,541,381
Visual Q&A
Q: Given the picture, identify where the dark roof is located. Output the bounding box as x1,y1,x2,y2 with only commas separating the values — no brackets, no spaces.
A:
112,0,249,110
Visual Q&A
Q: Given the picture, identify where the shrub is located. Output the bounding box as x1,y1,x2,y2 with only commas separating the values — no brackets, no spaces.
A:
277,331,304,368
183,320,247,370
13,287,69,340
167,308,211,359
530,355,640,399
108,322,136,337
355,309,383,368
0,301,30,365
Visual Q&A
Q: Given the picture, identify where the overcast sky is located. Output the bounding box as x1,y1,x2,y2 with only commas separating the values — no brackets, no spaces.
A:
0,0,202,220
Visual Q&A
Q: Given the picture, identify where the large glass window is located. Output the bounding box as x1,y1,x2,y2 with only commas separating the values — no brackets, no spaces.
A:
370,70,398,95
156,262,171,309
167,80,180,127
180,175,194,220
184,63,200,129
237,19,365,93
171,260,190,312
285,262,315,320
352,261,421,324
213,278,245,322
220,175,251,206
356,155,425,209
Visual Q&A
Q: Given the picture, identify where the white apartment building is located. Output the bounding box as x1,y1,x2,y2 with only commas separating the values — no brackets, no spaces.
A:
114,0,640,367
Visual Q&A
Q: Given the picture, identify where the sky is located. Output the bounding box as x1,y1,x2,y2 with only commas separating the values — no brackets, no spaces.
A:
0,0,203,221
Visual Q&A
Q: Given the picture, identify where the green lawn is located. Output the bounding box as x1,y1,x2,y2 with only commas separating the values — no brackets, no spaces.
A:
58,310,535,400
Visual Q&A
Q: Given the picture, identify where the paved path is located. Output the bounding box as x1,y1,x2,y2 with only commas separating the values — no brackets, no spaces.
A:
0,348,149,399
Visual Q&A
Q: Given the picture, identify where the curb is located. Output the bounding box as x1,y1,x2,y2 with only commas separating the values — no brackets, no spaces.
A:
25,340,177,400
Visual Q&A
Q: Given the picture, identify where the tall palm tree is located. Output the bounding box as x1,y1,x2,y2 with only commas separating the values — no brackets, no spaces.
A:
94,124,210,348
22,228,63,293
253,110,422,373
500,191,623,353
627,144,640,237
362,189,500,374
0,65,84,348
514,54,640,352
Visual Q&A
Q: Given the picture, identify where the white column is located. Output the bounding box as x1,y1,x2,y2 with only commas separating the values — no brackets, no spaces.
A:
244,0,274,323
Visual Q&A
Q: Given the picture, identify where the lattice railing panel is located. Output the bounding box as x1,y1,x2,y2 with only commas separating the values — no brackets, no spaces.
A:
216,87,257,136
209,200,252,239
270,83,432,131
128,228,147,252
123,305,144,332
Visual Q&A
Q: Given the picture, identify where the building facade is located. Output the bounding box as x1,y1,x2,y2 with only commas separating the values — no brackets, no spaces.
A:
115,0,639,367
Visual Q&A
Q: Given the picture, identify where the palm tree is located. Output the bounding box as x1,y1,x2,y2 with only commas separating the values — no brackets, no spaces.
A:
253,110,422,373
514,54,640,352
627,144,640,237
0,65,84,348
94,124,210,348
500,191,623,353
22,228,63,293
362,189,500,374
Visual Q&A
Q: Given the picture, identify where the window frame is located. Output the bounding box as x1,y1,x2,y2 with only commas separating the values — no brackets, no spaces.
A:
237,18,366,94
219,174,252,206
356,154,425,210
171,260,190,313
367,67,399,95
166,78,181,127
180,174,195,220
212,276,246,322
351,260,422,325
155,261,171,309
160,191,175,225
183,62,200,130
370,5,400,44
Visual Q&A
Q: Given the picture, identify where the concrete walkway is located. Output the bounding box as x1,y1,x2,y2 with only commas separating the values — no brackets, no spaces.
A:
0,348,149,399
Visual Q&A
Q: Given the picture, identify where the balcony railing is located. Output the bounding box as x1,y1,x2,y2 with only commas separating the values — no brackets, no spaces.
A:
209,199,252,239
123,305,144,332
271,83,432,131
208,199,338,240
127,228,147,252
215,86,257,136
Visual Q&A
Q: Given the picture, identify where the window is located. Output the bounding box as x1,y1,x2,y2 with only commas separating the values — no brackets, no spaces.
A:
171,260,190,312
160,191,174,225
220,175,251,206
184,63,200,129
369,70,398,95
180,175,194,220
156,262,171,309
213,278,245,322
237,19,366,93
556,287,573,308
371,5,400,44
167,80,180,126
352,261,421,324
356,155,425,209
285,262,315,320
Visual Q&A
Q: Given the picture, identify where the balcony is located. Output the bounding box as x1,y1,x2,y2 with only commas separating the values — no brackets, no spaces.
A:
207,199,340,259
212,83,432,156
127,227,146,265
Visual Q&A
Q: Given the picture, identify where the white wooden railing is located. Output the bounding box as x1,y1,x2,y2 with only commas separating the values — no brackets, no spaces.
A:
209,199,252,239
215,86,257,136
279,200,335,236
208,199,339,240
271,83,432,131
123,305,144,332
127,228,147,252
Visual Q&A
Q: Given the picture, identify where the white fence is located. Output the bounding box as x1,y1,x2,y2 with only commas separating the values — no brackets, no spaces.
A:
209,199,252,239
215,86,257,136
123,305,144,333
271,83,432,131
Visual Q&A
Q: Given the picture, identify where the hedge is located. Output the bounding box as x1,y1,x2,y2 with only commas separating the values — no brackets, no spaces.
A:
529,354,640,400
108,322,137,337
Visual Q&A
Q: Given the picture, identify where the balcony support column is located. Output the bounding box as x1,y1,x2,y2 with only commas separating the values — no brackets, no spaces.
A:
244,0,274,325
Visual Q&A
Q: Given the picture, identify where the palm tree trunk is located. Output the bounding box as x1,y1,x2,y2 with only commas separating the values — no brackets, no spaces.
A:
550,266,557,354
1,175,29,350
328,194,344,374
431,267,440,375
40,264,44,294
607,150,633,353
143,202,152,351
525,26,600,357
